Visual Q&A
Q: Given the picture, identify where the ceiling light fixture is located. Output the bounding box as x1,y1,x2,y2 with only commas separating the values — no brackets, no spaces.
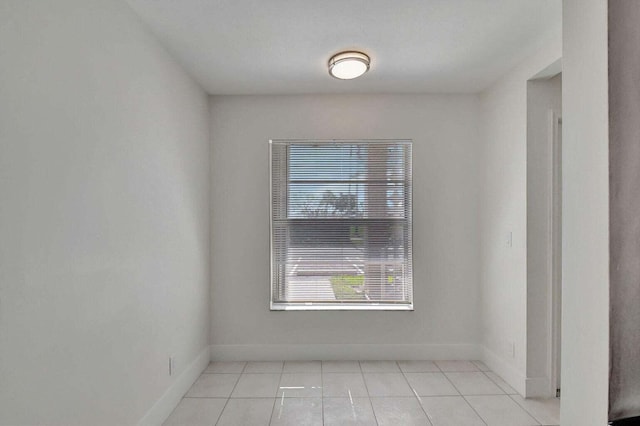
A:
328,51,370,80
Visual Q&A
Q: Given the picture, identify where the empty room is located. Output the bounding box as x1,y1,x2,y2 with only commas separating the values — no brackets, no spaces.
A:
1,0,634,425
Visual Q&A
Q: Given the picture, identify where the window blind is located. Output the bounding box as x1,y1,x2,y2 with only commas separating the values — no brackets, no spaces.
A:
270,140,413,310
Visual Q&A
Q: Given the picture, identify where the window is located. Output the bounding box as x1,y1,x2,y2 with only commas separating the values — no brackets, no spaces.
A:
270,140,413,310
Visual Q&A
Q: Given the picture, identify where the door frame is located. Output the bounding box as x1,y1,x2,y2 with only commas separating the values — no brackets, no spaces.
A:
547,110,563,396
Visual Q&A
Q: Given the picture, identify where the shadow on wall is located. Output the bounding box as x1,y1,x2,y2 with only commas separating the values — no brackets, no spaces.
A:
608,0,640,423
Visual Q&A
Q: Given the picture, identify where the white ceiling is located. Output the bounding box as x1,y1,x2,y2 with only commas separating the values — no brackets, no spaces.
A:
126,0,561,95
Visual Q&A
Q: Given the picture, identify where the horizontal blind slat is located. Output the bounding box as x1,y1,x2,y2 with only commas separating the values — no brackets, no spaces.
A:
270,140,412,308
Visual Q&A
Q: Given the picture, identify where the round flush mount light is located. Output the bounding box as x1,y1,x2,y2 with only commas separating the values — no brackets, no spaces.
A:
328,51,370,80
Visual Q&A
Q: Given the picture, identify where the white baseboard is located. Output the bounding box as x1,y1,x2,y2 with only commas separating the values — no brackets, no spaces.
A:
210,343,481,361
481,347,555,398
482,346,526,396
138,346,211,426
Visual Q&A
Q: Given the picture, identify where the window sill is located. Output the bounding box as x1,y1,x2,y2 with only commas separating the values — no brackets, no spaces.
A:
270,303,414,311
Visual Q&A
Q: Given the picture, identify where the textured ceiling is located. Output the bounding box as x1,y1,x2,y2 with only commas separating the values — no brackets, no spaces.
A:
126,0,561,95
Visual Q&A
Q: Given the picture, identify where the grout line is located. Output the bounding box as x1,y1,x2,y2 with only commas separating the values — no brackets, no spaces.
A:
366,395,380,426
440,371,489,426
359,362,370,399
454,393,516,396
268,370,284,425
357,361,381,425
211,398,226,426
442,371,506,396
242,361,284,375
508,393,553,425
206,360,247,373
190,395,326,399
397,361,435,426
481,370,498,383
204,396,282,399
183,396,233,399
482,371,518,395
459,395,489,426
320,361,324,425
440,371,462,396
213,370,243,426
471,360,490,372
435,360,481,374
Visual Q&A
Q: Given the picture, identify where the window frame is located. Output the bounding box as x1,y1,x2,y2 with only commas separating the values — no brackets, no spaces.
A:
269,139,414,311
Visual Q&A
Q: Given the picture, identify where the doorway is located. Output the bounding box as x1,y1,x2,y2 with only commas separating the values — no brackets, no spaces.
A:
525,69,562,398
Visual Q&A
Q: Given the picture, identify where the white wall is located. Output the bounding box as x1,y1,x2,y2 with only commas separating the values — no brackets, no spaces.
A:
561,0,609,424
210,94,482,360
478,38,561,395
0,1,210,425
526,74,562,396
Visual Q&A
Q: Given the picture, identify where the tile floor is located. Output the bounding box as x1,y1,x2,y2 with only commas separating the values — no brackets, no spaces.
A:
163,360,560,426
